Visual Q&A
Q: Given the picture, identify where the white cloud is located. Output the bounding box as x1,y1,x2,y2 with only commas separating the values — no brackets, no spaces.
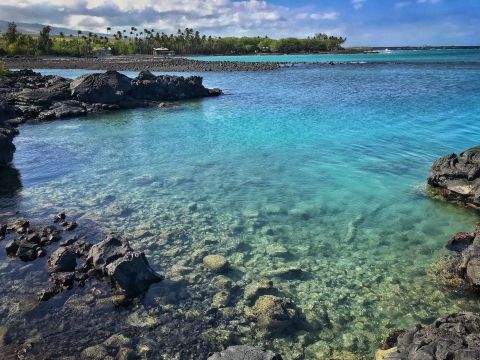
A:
352,0,366,10
395,1,411,9
296,12,338,21
0,0,343,37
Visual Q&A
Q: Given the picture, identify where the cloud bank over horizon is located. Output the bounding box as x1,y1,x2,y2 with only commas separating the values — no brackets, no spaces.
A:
0,0,478,46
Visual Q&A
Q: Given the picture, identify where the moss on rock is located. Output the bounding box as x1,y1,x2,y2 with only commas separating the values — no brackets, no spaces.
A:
203,254,229,272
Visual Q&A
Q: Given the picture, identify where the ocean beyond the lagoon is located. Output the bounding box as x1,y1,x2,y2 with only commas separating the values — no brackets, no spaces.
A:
2,50,480,359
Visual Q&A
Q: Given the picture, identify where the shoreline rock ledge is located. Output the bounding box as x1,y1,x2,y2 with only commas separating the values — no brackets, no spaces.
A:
428,146,480,208
0,69,222,166
378,312,480,360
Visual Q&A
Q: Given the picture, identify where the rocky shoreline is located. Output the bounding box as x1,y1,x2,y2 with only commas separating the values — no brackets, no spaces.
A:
0,69,222,166
375,146,480,360
1,215,162,302
2,68,480,358
2,55,282,72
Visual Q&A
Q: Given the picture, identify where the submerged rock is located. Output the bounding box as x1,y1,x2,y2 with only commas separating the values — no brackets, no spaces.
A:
382,312,480,360
81,344,110,360
243,278,278,305
247,295,300,335
207,345,282,360
203,254,229,273
375,348,397,360
428,146,480,208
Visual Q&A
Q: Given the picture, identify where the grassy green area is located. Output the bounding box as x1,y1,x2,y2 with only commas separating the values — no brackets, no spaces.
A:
0,22,347,56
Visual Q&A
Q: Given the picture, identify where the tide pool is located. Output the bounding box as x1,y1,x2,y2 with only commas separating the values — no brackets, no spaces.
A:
1,60,480,359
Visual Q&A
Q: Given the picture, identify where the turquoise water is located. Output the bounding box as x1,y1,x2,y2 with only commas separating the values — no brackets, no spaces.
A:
189,49,480,63
2,59,480,359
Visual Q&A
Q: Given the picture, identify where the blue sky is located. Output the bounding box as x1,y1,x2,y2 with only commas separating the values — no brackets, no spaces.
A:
0,0,478,45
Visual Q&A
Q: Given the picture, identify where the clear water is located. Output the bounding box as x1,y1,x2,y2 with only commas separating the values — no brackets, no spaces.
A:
189,49,480,63
2,59,480,359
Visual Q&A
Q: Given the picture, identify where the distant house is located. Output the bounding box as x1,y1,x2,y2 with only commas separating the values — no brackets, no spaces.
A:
94,47,112,57
153,47,175,56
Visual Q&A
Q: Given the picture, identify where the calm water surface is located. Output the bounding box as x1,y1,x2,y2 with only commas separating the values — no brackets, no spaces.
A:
189,48,480,63
1,54,480,359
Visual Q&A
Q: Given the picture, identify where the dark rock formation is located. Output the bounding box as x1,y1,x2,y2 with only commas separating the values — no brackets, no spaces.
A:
86,234,163,297
0,165,22,198
6,238,45,261
383,312,480,360
0,126,18,165
428,146,480,208
3,220,62,261
41,230,161,300
70,70,134,105
41,237,91,300
2,213,160,300
48,246,77,273
440,229,480,288
0,69,222,165
207,346,283,360
446,231,476,253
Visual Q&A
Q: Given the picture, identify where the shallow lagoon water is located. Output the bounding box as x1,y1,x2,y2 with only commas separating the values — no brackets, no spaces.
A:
189,48,480,63
2,58,480,358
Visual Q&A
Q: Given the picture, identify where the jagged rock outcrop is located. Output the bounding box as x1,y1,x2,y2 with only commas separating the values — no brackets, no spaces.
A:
42,232,162,300
70,70,134,105
207,346,283,360
3,220,62,262
0,69,222,165
86,234,163,297
428,146,480,208
444,229,480,287
382,312,480,360
1,213,161,301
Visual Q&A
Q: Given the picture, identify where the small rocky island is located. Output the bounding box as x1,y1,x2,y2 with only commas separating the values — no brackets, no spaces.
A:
428,146,480,208
0,69,221,165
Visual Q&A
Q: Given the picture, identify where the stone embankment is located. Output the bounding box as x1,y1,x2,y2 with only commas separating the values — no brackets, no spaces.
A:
2,55,281,72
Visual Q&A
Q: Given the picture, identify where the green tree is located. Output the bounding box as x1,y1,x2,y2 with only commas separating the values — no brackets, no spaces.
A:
5,22,19,45
37,26,53,54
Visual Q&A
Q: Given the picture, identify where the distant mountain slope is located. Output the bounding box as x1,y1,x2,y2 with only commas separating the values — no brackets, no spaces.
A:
0,20,102,36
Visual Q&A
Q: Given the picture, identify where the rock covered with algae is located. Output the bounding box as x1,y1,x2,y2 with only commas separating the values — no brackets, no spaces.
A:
203,254,229,272
246,295,301,335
